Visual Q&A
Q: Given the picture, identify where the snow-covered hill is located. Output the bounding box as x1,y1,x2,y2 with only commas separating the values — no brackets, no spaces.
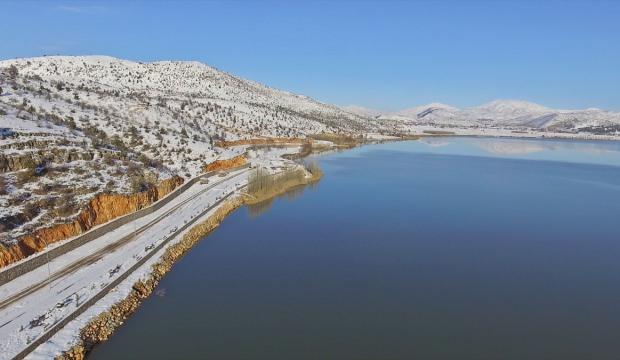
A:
0,55,379,174
0,55,383,244
376,100,620,134
1,55,618,245
340,105,383,118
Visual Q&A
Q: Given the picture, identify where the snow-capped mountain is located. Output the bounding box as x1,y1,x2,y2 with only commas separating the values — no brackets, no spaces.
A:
340,105,383,118
376,100,620,133
397,102,459,119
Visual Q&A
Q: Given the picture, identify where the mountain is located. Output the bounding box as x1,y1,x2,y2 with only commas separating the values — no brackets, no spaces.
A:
397,103,459,119
473,100,551,115
0,55,385,244
1,55,618,245
0,55,380,175
340,105,383,118
377,100,620,133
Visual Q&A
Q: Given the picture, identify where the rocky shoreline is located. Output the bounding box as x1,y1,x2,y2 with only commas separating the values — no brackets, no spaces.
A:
55,168,322,360
55,196,244,360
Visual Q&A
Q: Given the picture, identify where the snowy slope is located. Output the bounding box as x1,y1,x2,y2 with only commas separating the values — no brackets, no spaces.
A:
377,100,620,133
340,105,383,118
0,55,380,245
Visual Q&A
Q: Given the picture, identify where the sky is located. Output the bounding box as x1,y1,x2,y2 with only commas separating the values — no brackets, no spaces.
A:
1,0,619,111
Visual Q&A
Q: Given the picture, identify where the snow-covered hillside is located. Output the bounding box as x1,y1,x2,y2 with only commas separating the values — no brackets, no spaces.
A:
340,105,383,118
1,55,618,246
0,55,382,245
375,100,620,134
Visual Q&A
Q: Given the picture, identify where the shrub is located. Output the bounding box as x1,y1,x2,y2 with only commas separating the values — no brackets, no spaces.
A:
7,65,18,79
56,194,78,217
247,167,305,196
0,177,7,195
15,168,36,185
22,202,40,219
129,175,149,193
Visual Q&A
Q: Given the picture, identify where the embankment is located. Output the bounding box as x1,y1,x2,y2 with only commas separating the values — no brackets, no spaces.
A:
56,197,244,360
0,176,184,268
56,167,322,360
203,155,247,172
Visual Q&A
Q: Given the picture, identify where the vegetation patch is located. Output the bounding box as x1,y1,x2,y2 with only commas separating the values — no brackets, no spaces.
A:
422,130,456,135
309,133,361,147
245,162,322,205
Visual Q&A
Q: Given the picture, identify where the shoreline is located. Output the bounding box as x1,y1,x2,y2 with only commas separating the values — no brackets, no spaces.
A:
12,133,615,359
410,128,620,142
53,166,322,360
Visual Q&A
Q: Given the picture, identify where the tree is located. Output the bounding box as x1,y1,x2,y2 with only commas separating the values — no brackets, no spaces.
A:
7,65,18,79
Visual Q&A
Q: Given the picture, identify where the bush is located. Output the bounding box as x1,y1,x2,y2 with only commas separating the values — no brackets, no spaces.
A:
22,202,40,219
7,65,18,79
0,176,6,195
129,175,149,193
247,167,305,196
55,194,77,217
15,168,36,185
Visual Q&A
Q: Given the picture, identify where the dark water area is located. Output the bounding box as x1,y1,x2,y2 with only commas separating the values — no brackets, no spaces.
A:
90,137,620,360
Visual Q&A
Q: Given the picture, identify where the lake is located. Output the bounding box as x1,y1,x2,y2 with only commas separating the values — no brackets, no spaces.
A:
90,137,620,360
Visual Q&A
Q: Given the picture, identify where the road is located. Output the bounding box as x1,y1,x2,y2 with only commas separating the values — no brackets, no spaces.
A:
0,167,251,359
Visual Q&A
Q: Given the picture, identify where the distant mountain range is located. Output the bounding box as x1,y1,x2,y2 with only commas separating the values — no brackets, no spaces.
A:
342,100,620,134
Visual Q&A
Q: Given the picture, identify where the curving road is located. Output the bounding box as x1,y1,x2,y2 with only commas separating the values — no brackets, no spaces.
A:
0,170,248,312
0,167,252,360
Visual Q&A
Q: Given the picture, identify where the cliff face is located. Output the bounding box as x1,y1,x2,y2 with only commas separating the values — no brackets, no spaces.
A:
0,176,184,268
203,155,247,172
0,149,96,173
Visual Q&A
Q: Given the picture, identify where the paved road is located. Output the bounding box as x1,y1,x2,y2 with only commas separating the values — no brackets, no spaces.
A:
0,168,251,359
0,170,248,312
0,164,250,287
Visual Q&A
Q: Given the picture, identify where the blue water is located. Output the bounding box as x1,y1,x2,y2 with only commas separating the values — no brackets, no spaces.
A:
90,137,620,360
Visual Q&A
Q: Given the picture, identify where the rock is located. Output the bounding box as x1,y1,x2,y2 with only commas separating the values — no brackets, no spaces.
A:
0,176,184,268
203,155,246,172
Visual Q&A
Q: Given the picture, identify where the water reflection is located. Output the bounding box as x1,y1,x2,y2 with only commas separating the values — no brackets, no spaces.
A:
419,137,451,148
472,139,547,155
247,181,318,218
375,137,620,167
90,137,620,360
470,138,620,156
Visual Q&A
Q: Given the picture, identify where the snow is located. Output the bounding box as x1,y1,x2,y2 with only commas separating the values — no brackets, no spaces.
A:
1,54,619,357
369,100,620,133
0,140,313,359
0,175,234,357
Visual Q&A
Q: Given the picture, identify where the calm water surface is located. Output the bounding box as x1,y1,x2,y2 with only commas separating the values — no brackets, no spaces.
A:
91,137,620,360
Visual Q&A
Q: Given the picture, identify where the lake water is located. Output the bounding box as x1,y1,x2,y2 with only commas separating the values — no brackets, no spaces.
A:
90,137,620,360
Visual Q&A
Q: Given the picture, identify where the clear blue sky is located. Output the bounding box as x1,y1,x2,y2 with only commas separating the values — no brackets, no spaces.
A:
2,0,619,111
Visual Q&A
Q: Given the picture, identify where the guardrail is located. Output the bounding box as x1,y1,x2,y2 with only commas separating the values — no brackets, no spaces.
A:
0,163,250,286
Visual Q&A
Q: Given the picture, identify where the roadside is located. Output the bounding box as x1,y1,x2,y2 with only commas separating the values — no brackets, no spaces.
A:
0,146,320,359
